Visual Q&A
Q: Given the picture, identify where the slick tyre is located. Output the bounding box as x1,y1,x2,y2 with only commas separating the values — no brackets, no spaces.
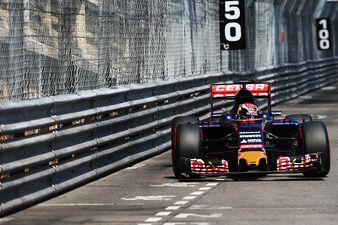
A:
171,116,198,178
286,114,312,123
173,124,201,178
301,121,330,177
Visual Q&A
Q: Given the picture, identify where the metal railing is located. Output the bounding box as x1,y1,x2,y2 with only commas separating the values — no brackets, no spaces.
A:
1,57,337,217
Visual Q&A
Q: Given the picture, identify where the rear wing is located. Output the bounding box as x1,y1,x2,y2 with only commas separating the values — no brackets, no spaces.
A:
211,83,271,98
210,82,272,115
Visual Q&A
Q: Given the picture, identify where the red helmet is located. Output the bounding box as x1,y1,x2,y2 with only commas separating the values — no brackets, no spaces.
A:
237,103,259,119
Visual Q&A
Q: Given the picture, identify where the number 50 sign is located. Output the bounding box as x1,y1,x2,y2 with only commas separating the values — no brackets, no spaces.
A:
220,0,246,50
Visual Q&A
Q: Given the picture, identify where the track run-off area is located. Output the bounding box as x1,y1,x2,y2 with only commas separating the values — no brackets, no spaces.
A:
1,83,338,225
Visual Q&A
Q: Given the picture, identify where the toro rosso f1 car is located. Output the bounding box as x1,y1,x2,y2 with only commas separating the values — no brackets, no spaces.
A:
171,82,330,178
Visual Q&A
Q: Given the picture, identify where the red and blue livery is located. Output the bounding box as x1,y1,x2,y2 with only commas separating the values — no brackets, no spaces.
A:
171,82,330,178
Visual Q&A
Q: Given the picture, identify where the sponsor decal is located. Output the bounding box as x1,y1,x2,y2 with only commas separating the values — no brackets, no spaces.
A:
239,134,261,138
272,122,295,125
277,154,320,172
211,83,270,97
201,124,221,128
240,144,263,149
190,159,229,175
247,139,262,143
239,131,261,134
213,84,268,92
239,130,263,146
240,139,262,144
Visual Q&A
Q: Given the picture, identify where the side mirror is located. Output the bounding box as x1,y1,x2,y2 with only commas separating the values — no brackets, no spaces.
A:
271,111,282,119
271,111,282,116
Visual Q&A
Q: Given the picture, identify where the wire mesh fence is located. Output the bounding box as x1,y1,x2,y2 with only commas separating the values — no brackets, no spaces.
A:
0,0,337,102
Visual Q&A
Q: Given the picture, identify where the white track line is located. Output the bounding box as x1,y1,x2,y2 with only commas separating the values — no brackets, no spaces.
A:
190,191,205,196
199,187,212,191
165,205,181,210
174,201,189,205
142,182,221,224
39,203,117,206
145,217,162,222
156,211,172,216
183,195,197,200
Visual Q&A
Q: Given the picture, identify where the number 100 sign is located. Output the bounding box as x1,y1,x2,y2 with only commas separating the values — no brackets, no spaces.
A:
220,0,246,50
316,18,332,50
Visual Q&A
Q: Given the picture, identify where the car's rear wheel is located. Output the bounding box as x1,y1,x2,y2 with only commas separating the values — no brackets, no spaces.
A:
171,116,198,178
301,121,330,177
286,114,312,123
173,123,201,178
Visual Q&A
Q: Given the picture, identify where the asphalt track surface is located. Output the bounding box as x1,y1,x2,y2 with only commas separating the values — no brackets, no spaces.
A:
2,83,338,225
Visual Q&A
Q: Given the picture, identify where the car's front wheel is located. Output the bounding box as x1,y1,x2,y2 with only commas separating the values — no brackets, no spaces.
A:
301,121,330,177
171,116,198,177
173,123,201,178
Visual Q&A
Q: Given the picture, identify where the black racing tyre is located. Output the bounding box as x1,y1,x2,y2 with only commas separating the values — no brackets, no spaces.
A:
173,123,201,178
301,121,330,177
285,114,312,123
171,116,198,177
172,116,198,132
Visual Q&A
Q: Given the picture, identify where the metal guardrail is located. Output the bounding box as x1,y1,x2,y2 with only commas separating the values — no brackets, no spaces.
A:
0,58,338,217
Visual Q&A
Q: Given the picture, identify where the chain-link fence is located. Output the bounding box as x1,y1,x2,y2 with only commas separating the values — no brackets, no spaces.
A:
0,0,337,102
0,0,221,101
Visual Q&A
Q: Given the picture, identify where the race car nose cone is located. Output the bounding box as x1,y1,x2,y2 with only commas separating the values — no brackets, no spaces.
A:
238,151,267,170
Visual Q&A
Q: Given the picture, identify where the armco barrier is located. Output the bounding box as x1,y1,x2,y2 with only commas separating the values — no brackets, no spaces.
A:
0,58,338,217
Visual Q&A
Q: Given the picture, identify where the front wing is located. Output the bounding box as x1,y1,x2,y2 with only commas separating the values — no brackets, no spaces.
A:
188,153,322,176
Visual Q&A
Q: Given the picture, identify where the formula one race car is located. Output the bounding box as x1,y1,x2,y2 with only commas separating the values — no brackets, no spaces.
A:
171,82,330,179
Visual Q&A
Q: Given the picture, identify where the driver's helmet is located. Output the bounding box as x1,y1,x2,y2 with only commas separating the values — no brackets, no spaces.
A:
237,103,259,119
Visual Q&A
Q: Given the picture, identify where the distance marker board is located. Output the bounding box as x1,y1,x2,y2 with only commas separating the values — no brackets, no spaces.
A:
220,0,246,50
